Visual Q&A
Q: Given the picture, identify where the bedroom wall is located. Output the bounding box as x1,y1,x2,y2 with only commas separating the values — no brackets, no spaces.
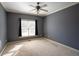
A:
7,12,44,41
44,4,79,50
0,4,7,53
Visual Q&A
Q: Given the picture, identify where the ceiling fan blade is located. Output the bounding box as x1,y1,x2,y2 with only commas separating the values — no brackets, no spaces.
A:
41,4,47,8
40,9,48,12
29,5,35,8
30,9,36,11
30,9,37,13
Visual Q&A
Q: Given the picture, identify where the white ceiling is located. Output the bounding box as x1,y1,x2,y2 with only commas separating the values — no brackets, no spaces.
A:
1,2,79,16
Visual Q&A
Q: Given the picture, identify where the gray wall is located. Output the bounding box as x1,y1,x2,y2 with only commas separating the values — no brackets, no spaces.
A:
0,4,7,52
7,12,44,41
44,4,79,50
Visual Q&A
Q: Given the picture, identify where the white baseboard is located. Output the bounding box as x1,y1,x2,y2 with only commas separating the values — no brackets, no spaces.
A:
0,43,8,56
44,35,79,52
46,37,79,52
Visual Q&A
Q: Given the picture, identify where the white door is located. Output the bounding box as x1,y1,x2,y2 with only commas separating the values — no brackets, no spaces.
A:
21,19,35,37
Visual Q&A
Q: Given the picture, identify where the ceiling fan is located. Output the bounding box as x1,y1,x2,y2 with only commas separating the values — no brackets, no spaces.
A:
29,2,48,15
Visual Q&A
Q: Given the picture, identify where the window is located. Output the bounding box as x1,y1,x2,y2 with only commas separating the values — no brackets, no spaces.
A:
21,19,35,37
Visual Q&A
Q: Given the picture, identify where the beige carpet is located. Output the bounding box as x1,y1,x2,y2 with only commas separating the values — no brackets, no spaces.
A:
2,37,79,56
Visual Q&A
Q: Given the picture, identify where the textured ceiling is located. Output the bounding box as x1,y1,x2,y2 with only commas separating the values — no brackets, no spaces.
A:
1,2,79,16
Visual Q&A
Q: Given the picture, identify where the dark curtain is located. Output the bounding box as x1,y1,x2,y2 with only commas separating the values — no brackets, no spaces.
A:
18,18,22,36
35,20,38,35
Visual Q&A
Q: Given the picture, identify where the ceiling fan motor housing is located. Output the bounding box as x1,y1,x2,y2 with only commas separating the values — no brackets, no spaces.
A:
36,6,40,11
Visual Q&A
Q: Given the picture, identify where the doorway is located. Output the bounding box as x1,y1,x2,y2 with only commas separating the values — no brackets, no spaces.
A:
21,19,35,37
